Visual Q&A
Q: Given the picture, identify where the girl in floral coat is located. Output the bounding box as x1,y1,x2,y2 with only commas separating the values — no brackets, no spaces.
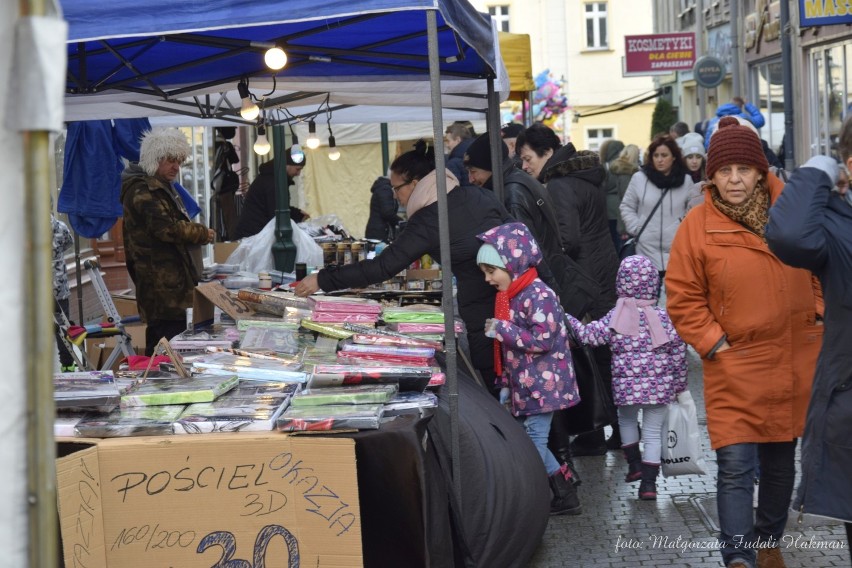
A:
477,222,581,516
566,255,687,500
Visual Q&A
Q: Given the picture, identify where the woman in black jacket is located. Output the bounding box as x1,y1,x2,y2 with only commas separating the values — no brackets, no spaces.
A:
363,176,400,241
295,140,509,383
516,124,622,455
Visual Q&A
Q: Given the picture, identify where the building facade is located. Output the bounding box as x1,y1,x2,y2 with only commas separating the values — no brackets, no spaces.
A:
653,0,852,164
473,0,658,151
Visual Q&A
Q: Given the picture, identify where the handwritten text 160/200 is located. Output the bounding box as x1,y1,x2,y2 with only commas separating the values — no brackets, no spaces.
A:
112,524,302,568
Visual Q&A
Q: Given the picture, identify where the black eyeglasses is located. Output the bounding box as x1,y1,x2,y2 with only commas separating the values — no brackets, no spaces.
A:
391,180,412,192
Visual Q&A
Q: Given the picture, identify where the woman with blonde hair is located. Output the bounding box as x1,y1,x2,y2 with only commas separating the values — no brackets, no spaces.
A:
612,144,640,245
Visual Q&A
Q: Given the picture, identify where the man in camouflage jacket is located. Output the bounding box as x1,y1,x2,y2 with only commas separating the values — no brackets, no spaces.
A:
121,128,214,355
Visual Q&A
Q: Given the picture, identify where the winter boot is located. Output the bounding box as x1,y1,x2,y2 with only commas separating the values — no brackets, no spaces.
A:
569,428,607,457
756,546,787,568
548,410,581,486
638,463,660,500
622,443,642,483
548,464,582,516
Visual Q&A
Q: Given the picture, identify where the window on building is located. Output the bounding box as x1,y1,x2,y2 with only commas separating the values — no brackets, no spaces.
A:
488,5,510,33
809,43,852,159
586,127,614,152
585,2,608,50
750,60,785,159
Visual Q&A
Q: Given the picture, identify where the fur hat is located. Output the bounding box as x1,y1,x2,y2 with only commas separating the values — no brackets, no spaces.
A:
464,133,509,172
706,116,769,179
476,243,506,269
139,128,191,176
677,132,705,158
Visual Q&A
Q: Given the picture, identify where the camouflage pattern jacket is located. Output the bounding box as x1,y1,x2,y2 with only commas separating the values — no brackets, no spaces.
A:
121,164,208,322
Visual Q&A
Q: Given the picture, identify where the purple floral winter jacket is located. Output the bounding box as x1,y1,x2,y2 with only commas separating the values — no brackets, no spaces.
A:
566,255,687,406
478,222,580,417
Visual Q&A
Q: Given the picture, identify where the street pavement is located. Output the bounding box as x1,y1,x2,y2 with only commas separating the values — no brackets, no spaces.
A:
527,349,849,567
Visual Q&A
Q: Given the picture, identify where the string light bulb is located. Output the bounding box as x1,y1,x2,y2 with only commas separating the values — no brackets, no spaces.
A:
327,135,340,161
254,124,271,155
264,46,288,70
237,79,259,121
290,130,305,164
305,120,320,150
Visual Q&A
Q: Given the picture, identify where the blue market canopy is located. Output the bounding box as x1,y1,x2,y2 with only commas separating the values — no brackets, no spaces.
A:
61,0,508,123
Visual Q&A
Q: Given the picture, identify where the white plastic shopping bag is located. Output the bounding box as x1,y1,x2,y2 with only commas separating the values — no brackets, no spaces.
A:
661,391,706,477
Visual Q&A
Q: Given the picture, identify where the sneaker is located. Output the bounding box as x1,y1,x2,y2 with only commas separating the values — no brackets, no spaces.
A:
60,365,77,373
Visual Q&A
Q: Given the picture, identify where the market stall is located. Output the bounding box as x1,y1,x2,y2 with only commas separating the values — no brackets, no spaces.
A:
48,2,548,567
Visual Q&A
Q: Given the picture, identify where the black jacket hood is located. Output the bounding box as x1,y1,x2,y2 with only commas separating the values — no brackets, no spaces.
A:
540,143,606,187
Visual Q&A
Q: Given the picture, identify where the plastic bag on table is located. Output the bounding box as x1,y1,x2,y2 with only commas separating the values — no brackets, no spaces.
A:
226,218,323,273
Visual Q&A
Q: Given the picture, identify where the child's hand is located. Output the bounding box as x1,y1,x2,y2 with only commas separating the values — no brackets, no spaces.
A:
484,318,499,338
499,387,510,405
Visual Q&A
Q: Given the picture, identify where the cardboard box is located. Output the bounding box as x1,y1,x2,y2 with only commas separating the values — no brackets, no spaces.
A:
57,433,363,567
214,242,241,264
405,269,441,282
110,293,138,319
192,281,257,326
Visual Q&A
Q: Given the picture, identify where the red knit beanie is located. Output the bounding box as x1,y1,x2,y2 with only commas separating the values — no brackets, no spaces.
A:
706,116,769,179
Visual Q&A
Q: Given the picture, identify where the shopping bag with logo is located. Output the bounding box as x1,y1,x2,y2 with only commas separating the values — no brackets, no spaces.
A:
661,390,706,477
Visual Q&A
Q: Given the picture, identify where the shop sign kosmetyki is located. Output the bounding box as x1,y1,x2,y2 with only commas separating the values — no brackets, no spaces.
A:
623,33,696,76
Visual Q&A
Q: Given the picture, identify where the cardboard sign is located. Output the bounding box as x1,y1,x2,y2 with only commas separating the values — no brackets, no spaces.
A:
57,433,363,567
143,337,190,379
193,282,256,326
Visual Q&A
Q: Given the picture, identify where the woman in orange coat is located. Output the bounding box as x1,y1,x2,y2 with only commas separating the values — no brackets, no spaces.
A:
665,117,823,568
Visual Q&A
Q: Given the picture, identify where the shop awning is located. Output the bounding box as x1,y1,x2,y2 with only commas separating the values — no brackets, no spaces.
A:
498,32,534,100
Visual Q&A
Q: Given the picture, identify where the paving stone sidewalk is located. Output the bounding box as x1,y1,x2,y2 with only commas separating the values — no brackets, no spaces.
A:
527,349,849,567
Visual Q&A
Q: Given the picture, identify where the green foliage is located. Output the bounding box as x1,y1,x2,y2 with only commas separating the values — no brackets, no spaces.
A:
650,99,678,139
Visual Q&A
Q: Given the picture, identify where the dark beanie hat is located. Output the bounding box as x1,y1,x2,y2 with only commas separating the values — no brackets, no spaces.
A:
705,116,768,179
286,147,307,167
500,123,524,138
464,133,509,172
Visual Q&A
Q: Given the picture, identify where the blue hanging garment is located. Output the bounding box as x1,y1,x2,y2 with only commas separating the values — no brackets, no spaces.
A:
113,118,152,162
58,120,125,237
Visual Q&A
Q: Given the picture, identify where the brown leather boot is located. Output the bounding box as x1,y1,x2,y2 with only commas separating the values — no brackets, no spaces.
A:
757,546,786,568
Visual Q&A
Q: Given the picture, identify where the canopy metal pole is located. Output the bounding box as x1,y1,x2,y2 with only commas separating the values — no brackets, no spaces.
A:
74,234,84,322
427,9,462,505
23,2,59,566
487,78,504,204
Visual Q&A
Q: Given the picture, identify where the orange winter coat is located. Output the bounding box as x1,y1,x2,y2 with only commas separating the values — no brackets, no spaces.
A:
665,175,823,450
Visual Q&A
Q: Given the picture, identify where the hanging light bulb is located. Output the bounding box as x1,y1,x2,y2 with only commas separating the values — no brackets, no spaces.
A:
254,124,271,155
327,135,340,161
237,79,259,121
264,46,288,70
305,120,320,150
290,131,305,164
